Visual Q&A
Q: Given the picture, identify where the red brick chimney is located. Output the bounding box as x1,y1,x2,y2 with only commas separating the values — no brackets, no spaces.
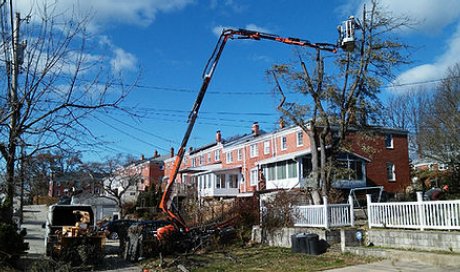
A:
279,117,285,129
140,154,145,160
170,147,175,158
216,130,222,143
153,150,159,158
252,122,260,136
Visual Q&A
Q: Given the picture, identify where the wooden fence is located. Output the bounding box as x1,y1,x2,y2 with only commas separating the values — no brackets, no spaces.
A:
367,192,460,231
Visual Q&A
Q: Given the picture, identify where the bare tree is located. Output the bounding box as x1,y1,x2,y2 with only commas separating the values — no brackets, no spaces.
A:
87,159,141,218
0,2,134,223
272,0,411,199
383,88,430,158
418,64,460,167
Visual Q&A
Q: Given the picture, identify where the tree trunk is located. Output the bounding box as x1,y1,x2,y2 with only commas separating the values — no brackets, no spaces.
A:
307,128,322,205
319,135,327,194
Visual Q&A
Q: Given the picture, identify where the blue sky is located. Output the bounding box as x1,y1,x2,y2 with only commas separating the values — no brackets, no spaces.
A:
15,0,460,161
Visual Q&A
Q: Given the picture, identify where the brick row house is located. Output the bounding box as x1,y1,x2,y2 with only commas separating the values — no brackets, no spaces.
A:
102,152,166,205
163,122,411,200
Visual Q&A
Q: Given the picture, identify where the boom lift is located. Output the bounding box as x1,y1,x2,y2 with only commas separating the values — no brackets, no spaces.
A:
157,23,358,250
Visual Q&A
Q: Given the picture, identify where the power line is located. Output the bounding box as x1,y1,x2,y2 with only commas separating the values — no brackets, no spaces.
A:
131,106,277,117
104,114,179,145
93,115,168,152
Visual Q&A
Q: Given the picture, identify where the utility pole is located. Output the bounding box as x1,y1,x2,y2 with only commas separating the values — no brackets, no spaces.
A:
4,11,25,225
3,11,21,224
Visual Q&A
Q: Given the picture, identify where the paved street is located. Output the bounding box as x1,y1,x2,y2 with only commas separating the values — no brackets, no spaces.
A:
22,204,48,255
325,259,458,272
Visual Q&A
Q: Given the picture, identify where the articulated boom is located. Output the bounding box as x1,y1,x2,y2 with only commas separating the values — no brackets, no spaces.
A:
159,24,357,232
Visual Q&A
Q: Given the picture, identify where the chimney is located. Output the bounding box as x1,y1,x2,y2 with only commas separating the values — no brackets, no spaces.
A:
140,154,145,160
279,117,285,129
252,122,260,136
216,130,222,143
153,150,159,158
189,147,193,153
170,147,175,158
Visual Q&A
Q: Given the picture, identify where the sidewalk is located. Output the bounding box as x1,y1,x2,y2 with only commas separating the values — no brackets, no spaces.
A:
325,246,460,271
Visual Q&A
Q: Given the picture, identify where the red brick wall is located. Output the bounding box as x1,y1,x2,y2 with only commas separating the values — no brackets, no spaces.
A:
348,132,411,193
164,128,410,194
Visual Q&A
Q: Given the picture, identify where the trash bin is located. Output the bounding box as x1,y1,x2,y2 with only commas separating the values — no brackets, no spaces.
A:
291,233,309,253
306,233,320,255
291,234,299,252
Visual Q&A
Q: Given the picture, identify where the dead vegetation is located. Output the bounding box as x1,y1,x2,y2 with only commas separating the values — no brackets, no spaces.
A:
137,244,378,272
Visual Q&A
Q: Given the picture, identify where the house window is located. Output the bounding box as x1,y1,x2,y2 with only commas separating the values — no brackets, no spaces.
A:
226,152,233,163
250,144,259,158
385,134,393,149
215,149,221,161
336,159,363,180
199,155,204,165
206,175,211,188
297,131,303,147
207,153,211,163
237,149,242,161
263,160,298,181
264,141,270,155
228,174,238,188
386,162,396,181
216,174,226,189
287,160,297,178
281,136,287,150
250,168,258,186
192,158,196,167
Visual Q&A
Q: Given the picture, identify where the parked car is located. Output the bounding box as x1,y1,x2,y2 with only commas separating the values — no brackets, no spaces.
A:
100,219,136,240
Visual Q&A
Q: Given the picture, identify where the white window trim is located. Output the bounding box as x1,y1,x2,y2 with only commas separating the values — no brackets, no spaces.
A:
226,152,233,163
281,136,287,150
215,149,221,161
297,131,304,147
385,134,394,149
250,144,259,158
263,160,298,182
237,149,242,161
250,168,258,186
387,162,396,181
264,141,270,155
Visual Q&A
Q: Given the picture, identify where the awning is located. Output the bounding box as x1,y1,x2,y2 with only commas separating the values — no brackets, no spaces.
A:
179,163,223,174
213,165,242,173
257,149,311,166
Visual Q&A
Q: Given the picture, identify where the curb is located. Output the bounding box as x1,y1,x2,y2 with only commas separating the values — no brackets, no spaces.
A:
345,246,460,267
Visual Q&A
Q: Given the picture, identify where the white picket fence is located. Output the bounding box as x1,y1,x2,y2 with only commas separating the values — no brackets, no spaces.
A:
293,196,354,229
367,192,460,231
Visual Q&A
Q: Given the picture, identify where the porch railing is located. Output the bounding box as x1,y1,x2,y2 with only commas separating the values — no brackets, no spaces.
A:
367,192,460,231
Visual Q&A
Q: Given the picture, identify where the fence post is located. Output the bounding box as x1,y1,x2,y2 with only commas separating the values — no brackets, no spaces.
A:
366,194,372,229
349,195,355,227
323,196,329,229
416,191,425,231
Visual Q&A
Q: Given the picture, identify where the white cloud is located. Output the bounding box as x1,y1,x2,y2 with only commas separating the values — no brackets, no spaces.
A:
393,23,460,89
110,48,137,73
244,24,271,34
212,24,272,37
15,0,194,30
344,0,460,91
349,0,460,34
377,0,460,34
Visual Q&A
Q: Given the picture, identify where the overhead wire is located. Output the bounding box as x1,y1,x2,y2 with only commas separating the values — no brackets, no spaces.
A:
92,115,168,152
